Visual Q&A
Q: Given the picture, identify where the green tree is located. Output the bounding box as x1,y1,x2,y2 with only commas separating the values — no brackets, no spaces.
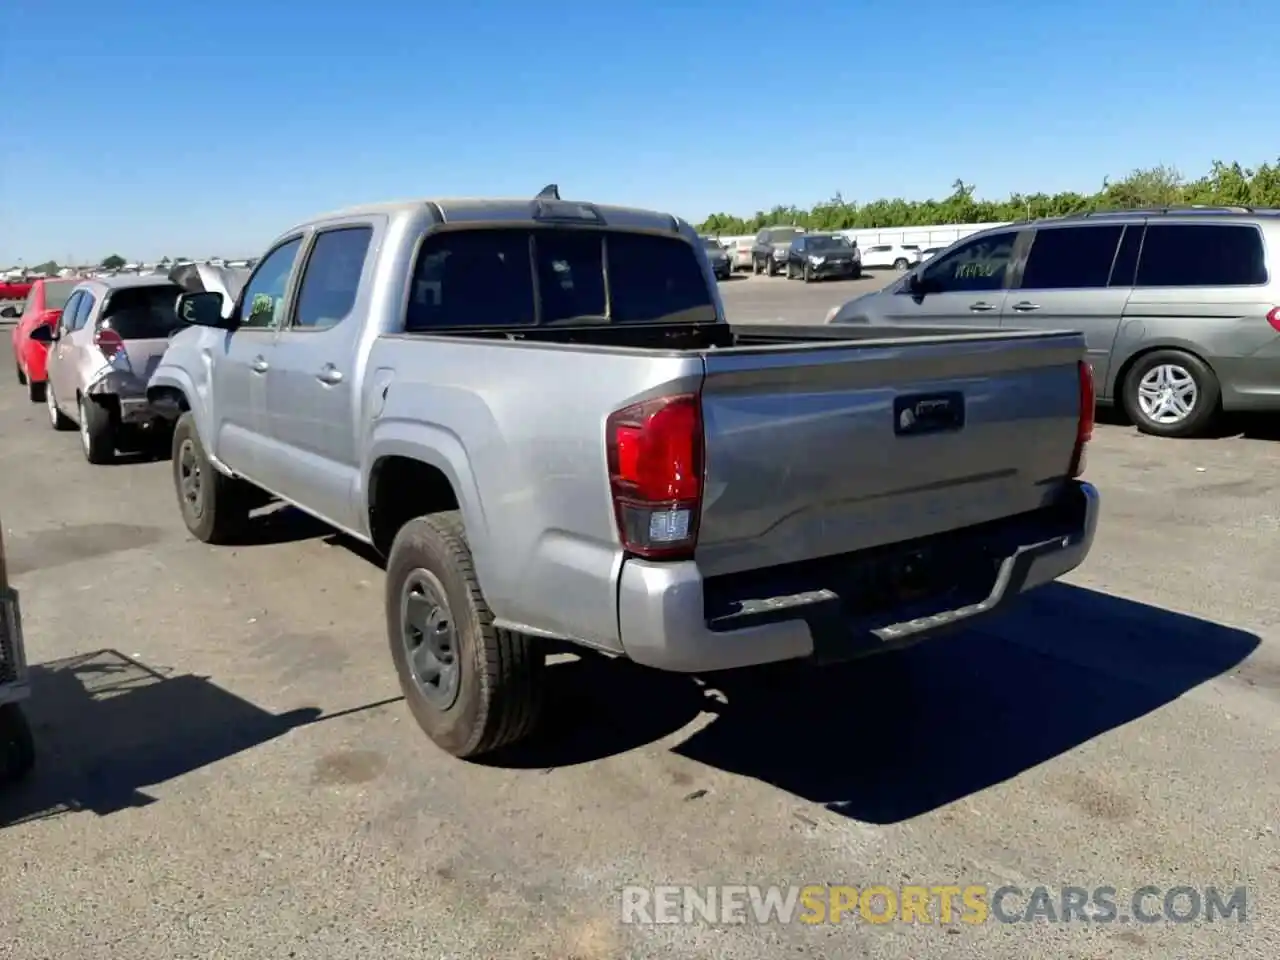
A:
31,260,59,275
101,254,126,270
696,158,1280,235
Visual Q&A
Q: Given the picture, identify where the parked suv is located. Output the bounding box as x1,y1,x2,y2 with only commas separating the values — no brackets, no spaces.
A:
827,208,1280,438
784,233,861,281
751,226,806,276
860,244,921,271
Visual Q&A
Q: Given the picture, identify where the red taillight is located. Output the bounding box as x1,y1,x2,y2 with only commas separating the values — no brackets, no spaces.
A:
1071,361,1095,479
1267,306,1280,333
606,393,703,560
95,326,125,360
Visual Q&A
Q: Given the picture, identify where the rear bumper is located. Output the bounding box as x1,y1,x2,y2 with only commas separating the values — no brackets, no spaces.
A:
617,481,1100,673
86,372,165,425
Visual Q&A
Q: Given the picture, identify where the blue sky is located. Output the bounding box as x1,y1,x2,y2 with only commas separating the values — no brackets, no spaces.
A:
2,0,1277,265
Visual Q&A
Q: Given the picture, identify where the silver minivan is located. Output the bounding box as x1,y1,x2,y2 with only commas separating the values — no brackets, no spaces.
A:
827,208,1280,437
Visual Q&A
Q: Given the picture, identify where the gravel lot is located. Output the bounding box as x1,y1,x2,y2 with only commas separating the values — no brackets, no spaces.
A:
1,288,1277,959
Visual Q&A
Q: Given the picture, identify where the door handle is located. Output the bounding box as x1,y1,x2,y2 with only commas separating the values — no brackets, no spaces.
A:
250,356,269,374
1011,301,1040,312
315,364,343,385
968,301,997,312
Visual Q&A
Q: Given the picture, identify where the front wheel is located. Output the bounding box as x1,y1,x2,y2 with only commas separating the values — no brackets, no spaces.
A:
0,703,35,784
171,411,256,543
46,382,74,431
386,512,545,758
1121,349,1221,439
803,263,814,283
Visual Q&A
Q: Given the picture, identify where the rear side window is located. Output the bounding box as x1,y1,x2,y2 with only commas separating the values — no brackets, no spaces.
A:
292,226,373,330
72,293,96,331
1135,224,1268,287
1020,225,1123,290
405,229,714,331
101,284,185,339
42,281,76,310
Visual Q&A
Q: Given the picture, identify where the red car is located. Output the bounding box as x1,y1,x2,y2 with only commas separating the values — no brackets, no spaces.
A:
6,277,79,401
0,279,34,301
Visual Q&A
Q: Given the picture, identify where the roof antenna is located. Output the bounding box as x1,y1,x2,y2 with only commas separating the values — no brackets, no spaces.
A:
536,184,560,200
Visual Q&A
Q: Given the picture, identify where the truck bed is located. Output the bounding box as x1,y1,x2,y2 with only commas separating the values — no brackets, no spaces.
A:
370,320,1085,647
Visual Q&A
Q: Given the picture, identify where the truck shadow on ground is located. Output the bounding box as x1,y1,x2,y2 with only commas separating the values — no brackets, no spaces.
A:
490,582,1261,824
0,649,392,828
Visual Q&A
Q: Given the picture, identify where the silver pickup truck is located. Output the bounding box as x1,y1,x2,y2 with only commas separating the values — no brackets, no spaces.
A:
148,187,1100,759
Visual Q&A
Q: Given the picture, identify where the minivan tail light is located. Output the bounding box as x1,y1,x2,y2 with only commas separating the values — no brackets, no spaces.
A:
1266,306,1280,333
606,393,703,560
1071,361,1095,479
94,325,126,361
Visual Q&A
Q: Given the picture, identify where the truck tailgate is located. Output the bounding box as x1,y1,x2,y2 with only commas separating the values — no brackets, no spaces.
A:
695,330,1084,578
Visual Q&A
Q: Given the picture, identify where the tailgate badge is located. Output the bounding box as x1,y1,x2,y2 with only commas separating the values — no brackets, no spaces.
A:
894,392,965,436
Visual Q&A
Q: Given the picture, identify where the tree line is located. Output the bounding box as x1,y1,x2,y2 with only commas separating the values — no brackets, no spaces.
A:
696,160,1280,236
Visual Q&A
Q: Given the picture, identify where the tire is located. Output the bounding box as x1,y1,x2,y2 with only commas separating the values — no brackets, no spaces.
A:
766,258,778,277
27,378,45,403
46,381,74,431
752,258,762,276
386,512,545,758
851,266,861,280
15,362,26,386
893,258,909,270
171,411,255,543
1121,349,1221,439
78,395,116,464
0,703,35,784
803,263,814,283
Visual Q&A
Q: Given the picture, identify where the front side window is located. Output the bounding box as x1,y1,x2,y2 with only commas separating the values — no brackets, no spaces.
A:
1135,224,1268,287
238,237,303,329
917,231,1018,293
292,226,373,330
404,229,714,331
1019,225,1124,290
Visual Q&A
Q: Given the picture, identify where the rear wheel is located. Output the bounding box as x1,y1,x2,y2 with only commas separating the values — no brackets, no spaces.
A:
46,382,74,431
15,362,26,386
386,512,545,758
26,378,45,403
1121,349,1221,439
893,258,910,270
79,395,116,464
172,411,256,543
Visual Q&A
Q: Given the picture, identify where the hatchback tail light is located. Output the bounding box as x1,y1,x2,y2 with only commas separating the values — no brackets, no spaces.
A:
1070,361,1095,479
94,325,126,361
1266,306,1280,333
606,394,704,560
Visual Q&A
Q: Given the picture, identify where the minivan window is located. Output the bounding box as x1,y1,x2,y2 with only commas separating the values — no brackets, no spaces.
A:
919,231,1018,293
292,226,373,330
100,284,185,339
405,229,715,330
1135,224,1268,287
1019,225,1123,290
1108,225,1143,287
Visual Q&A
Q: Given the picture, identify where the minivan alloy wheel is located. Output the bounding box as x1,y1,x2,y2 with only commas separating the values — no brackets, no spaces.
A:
1137,363,1198,424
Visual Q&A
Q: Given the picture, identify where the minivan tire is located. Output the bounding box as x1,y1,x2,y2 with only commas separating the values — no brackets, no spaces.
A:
1121,349,1221,439
386,512,544,758
171,411,255,543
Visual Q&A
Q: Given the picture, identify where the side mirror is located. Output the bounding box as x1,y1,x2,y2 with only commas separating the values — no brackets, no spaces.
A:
176,291,235,330
28,324,55,343
0,305,19,319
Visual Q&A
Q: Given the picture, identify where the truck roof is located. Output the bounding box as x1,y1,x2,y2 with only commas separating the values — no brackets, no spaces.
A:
290,197,684,235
